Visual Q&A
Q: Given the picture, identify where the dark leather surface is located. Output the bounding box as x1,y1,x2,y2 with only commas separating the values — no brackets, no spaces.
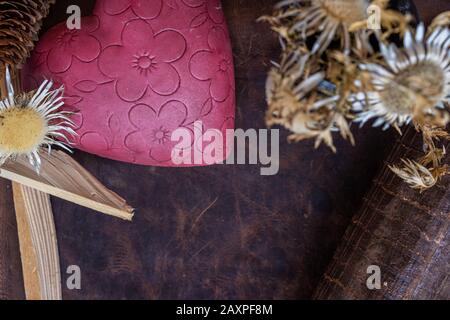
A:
0,0,448,300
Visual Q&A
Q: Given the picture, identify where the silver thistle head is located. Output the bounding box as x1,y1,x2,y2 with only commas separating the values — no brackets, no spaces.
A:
0,68,77,172
352,23,450,130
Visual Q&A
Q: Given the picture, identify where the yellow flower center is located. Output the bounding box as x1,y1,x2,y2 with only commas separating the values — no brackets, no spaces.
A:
318,0,369,25
381,62,446,115
0,107,47,153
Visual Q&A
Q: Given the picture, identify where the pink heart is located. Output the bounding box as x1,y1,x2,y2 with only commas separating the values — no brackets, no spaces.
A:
23,0,235,166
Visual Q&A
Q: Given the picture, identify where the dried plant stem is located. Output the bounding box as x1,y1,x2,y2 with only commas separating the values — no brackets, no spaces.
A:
13,183,61,300
12,181,40,300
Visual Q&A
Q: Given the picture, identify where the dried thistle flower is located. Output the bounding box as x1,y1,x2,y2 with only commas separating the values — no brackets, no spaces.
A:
262,1,450,191
260,0,409,56
0,68,76,172
352,24,450,130
266,49,353,152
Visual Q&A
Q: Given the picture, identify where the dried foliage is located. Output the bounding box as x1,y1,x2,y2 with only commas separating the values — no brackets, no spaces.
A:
390,124,449,191
266,48,354,151
262,1,450,191
0,0,55,67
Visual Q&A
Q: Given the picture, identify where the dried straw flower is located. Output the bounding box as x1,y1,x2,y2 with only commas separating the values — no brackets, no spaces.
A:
352,23,450,130
0,68,75,172
266,49,353,152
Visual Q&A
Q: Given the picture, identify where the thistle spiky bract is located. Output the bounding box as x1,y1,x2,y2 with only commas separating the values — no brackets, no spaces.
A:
266,49,354,152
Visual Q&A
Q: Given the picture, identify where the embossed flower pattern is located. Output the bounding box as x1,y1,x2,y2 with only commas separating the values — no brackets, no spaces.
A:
125,101,189,162
99,20,186,102
182,0,224,24
38,17,101,73
26,0,234,166
105,0,162,20
190,27,232,102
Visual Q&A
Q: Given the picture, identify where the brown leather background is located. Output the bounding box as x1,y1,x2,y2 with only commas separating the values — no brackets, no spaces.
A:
0,0,448,300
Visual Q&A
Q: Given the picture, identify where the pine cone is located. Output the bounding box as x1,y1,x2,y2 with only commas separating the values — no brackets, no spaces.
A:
0,0,55,68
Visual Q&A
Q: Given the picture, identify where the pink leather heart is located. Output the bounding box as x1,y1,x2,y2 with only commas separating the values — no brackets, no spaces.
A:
23,0,235,166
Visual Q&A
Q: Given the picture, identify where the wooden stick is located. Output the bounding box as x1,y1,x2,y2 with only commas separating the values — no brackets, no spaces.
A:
13,183,61,300
1,151,134,221
12,182,41,300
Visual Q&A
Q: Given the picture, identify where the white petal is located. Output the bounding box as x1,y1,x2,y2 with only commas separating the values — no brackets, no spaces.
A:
415,23,425,42
404,30,413,48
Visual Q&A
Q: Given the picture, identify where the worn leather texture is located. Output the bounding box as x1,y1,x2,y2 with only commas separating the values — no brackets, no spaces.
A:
23,0,235,166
